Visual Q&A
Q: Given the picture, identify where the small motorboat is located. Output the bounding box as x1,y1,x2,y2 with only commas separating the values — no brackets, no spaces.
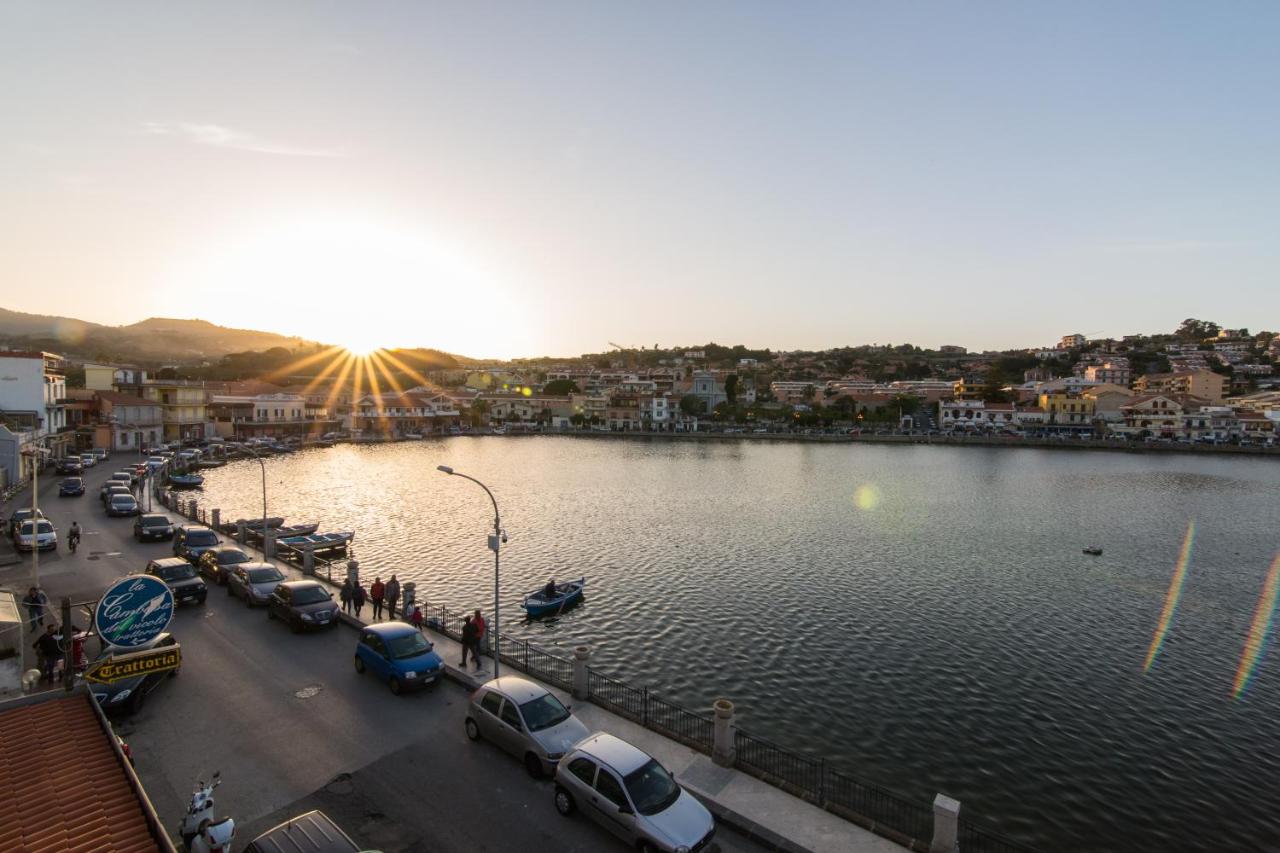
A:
276,531,354,552
523,577,586,618
241,517,286,529
273,522,320,538
167,473,205,488
1082,547,1103,556
196,459,226,469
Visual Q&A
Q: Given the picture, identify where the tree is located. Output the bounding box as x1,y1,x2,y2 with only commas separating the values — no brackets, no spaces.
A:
679,394,705,416
1175,318,1220,341
725,374,739,404
543,379,580,396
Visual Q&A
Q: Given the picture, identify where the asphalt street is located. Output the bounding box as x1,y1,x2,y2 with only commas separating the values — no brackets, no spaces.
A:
3,456,770,853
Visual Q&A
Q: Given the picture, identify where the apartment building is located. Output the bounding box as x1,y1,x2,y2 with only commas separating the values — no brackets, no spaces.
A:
1133,369,1226,403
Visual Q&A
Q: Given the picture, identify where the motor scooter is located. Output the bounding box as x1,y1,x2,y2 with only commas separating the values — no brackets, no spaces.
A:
177,772,235,852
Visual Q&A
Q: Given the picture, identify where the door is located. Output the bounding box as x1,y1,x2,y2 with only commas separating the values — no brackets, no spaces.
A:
477,690,504,741
590,767,637,842
363,634,391,679
496,697,527,757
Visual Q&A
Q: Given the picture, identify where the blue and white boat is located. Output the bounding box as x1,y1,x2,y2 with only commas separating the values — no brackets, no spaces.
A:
167,473,204,488
522,577,586,618
276,531,354,552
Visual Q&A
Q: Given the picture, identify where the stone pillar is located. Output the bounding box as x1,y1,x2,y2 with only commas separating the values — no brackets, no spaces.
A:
931,794,960,853
712,698,736,767
572,645,590,700
346,559,359,587
302,549,315,575
236,521,247,545
402,582,416,615
211,508,220,531
263,530,275,558
188,500,198,520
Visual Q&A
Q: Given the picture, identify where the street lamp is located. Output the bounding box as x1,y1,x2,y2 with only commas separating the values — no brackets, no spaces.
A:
245,447,270,562
437,464,503,678
20,440,50,591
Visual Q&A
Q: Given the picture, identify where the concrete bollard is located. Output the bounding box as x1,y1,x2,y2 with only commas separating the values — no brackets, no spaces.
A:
402,582,416,614
931,794,961,853
211,508,220,531
188,500,198,520
712,698,736,767
263,530,275,558
302,549,315,575
346,559,359,588
573,646,590,700
236,521,247,545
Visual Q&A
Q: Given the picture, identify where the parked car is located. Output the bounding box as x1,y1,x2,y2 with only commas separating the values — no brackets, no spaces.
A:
226,562,286,606
15,519,57,552
172,525,221,563
107,493,141,517
198,544,252,584
145,557,208,606
79,452,97,468
101,483,132,506
91,447,108,462
134,513,175,542
553,733,716,853
267,581,340,632
8,508,45,538
91,632,179,714
146,456,166,472
58,477,86,497
466,675,589,776
113,469,139,486
353,622,444,695
56,457,83,475
243,810,360,853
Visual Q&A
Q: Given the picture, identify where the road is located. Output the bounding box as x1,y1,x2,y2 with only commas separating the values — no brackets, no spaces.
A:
3,454,768,853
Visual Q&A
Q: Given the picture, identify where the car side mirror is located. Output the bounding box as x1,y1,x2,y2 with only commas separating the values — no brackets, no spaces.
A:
617,804,633,816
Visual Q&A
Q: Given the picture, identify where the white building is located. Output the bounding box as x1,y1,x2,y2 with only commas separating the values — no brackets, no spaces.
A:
0,351,69,457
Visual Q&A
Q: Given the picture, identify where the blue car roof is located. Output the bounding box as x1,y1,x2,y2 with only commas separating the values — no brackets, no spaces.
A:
365,621,417,638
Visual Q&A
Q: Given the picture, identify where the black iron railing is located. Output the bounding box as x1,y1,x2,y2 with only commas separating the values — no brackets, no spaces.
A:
959,818,1039,853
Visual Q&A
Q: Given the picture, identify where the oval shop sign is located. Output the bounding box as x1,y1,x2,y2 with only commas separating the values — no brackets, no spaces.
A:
95,575,175,649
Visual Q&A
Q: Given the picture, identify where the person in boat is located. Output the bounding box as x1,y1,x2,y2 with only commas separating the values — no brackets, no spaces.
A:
543,578,557,600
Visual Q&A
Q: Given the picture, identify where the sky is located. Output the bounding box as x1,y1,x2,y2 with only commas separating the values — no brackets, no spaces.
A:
2,2,1277,359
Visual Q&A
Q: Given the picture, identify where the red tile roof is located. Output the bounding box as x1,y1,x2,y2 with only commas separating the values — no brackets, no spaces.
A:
0,693,166,852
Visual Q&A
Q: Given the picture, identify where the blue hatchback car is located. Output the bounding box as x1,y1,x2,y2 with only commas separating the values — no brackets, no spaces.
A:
354,622,444,695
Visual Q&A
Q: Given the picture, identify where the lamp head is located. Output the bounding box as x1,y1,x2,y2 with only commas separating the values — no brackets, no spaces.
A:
436,465,454,475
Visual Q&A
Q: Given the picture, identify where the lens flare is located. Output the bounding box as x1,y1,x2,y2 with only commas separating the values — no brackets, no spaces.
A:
1232,554,1280,699
853,484,881,511
1143,520,1195,672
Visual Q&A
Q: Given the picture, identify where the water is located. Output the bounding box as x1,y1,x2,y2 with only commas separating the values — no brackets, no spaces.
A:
196,438,1280,852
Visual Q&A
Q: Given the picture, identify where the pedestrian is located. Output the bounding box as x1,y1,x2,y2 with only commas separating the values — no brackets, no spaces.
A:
352,582,367,620
460,615,477,668
33,624,60,683
22,587,47,633
410,604,424,632
385,575,400,619
472,609,487,656
370,576,385,620
339,578,353,614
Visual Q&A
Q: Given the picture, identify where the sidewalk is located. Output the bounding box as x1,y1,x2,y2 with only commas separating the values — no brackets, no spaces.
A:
205,514,906,853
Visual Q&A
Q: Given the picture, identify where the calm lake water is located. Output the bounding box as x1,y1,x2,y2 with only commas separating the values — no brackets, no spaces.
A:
197,437,1280,852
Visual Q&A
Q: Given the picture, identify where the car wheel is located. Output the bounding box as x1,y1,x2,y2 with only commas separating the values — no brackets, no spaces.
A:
388,677,402,695
354,655,365,674
554,786,575,816
465,718,480,741
289,618,301,634
128,689,145,715
525,752,544,778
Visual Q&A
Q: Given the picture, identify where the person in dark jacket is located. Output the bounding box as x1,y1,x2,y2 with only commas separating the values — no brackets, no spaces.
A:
352,583,367,619
33,624,61,682
385,575,400,619
22,587,47,632
461,615,477,668
339,579,353,614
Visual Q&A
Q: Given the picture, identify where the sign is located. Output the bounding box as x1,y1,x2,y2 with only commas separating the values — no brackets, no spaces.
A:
84,645,181,684
94,575,175,649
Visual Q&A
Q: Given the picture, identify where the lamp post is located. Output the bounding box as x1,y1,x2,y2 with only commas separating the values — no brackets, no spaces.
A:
245,447,270,562
20,440,49,591
436,465,502,678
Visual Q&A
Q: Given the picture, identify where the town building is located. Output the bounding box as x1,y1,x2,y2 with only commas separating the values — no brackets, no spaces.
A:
139,379,211,442
355,388,460,436
1038,391,1096,431
1133,369,1226,403
94,391,165,451
1058,333,1086,350
0,351,70,482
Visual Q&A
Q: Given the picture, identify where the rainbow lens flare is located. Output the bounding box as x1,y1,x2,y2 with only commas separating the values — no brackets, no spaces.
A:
1143,521,1195,672
1232,554,1280,699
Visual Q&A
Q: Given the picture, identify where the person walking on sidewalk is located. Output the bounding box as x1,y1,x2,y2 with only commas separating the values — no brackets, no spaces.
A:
352,582,367,619
411,605,424,632
33,624,61,682
461,615,478,668
339,578,353,614
22,587,47,633
472,609,487,656
385,575,400,619
369,577,385,620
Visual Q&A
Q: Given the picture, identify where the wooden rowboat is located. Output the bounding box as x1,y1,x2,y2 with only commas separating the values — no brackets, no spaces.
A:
523,577,586,618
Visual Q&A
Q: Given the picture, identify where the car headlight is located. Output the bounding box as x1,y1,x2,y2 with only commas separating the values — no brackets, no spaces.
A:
675,847,690,853
301,613,314,621
112,689,132,703
405,671,417,678
546,752,563,761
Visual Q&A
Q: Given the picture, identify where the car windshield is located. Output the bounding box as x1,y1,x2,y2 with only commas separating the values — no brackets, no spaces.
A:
292,587,331,605
61,479,80,487
386,632,432,660
247,567,284,583
219,550,250,564
141,516,169,527
519,693,571,732
21,521,54,535
111,496,136,506
156,564,197,581
624,759,681,816
185,531,217,546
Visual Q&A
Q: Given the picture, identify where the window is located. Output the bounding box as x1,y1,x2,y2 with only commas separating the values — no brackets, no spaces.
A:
595,769,628,808
363,633,386,656
567,757,597,786
500,700,522,729
480,691,503,716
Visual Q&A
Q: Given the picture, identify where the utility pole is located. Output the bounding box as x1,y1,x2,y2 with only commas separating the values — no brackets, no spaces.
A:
61,596,74,691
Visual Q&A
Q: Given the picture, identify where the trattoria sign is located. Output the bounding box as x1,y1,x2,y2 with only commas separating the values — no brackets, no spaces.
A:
85,645,181,684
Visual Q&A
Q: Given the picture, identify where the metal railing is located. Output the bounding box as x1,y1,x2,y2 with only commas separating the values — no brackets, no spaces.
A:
825,766,934,849
959,818,1039,853
585,669,716,753
498,635,574,690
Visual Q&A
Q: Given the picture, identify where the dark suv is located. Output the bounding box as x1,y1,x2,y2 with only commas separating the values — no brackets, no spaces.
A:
198,544,252,584
146,557,208,606
134,514,175,542
173,525,221,563
267,581,341,632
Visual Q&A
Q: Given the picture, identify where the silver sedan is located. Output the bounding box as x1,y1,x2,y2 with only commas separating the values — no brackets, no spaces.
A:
465,675,590,777
226,562,286,606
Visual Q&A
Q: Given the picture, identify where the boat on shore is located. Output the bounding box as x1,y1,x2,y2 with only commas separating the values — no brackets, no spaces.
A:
523,577,586,618
276,531,354,553
196,459,227,469
273,522,320,538
167,473,204,488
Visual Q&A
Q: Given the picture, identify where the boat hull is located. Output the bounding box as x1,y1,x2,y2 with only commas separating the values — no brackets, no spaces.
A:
523,578,586,618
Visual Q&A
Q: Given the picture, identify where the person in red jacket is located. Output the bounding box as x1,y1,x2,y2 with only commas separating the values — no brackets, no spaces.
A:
369,577,385,620
472,609,486,656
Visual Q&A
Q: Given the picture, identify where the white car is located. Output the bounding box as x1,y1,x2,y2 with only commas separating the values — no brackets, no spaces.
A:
79,453,98,468
466,676,590,777
15,519,57,552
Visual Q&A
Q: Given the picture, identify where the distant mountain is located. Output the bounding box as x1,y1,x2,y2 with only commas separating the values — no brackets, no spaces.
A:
0,306,101,339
